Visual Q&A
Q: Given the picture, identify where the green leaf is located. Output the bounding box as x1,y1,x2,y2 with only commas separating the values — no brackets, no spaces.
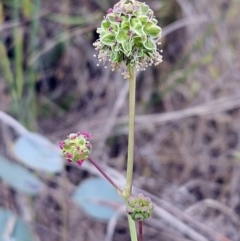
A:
0,155,44,196
101,34,115,46
0,208,33,241
73,177,124,221
14,133,63,173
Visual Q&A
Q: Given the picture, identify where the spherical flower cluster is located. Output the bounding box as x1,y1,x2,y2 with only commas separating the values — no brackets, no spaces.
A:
59,132,92,166
126,193,154,221
93,0,162,78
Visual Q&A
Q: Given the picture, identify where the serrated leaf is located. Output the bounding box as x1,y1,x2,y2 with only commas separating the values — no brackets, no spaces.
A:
73,177,124,221
101,34,115,46
0,208,33,241
0,156,44,196
14,133,63,173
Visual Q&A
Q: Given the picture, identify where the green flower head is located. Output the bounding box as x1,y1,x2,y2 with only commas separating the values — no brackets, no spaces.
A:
93,0,162,78
126,193,154,221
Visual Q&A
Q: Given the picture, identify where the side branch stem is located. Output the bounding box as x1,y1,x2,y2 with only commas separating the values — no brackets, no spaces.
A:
88,157,119,191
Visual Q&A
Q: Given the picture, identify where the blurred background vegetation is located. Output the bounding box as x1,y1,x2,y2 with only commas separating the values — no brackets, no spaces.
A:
0,0,240,241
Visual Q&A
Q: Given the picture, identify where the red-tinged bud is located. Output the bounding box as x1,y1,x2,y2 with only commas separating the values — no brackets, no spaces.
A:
59,132,92,166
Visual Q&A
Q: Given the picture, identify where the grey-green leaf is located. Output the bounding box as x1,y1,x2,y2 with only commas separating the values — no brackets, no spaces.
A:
0,155,44,196
14,133,63,173
73,177,124,221
0,208,34,241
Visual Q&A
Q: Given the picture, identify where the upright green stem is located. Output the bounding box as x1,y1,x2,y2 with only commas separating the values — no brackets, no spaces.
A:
126,66,138,241
126,66,136,198
128,215,138,241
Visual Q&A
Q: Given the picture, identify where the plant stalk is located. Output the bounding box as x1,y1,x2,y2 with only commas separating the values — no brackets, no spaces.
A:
88,157,120,191
126,66,138,241
138,221,143,241
128,215,138,241
125,66,136,198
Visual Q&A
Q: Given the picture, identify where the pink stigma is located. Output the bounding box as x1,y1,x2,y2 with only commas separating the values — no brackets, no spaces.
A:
59,141,64,149
76,160,84,166
66,152,72,159
80,131,92,139
107,8,113,14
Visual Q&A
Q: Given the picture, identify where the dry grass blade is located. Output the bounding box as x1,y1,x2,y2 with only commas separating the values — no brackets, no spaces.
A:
185,199,240,227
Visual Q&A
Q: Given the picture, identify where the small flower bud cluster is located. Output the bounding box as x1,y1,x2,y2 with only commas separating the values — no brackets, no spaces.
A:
126,193,154,221
59,132,92,166
93,0,162,77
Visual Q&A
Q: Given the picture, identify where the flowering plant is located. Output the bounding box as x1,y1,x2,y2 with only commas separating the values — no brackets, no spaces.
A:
59,1,162,240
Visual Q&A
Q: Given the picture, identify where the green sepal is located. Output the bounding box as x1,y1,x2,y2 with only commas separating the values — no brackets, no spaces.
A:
108,13,121,23
146,26,162,37
141,4,149,14
139,15,148,25
101,20,111,31
133,36,143,47
116,29,129,43
123,3,133,13
134,24,144,36
126,57,131,66
122,41,132,56
144,50,153,58
110,52,123,63
130,17,142,28
143,38,155,50
144,22,162,37
121,21,130,30
101,34,115,46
